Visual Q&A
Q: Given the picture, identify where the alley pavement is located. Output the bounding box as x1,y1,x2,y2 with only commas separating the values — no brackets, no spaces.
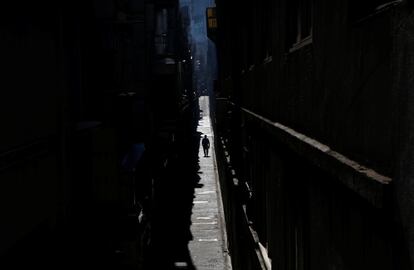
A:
188,96,231,270
146,96,231,270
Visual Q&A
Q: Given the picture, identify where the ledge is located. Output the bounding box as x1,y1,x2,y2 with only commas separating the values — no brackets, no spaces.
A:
288,36,313,54
352,0,403,26
228,102,391,208
218,136,269,270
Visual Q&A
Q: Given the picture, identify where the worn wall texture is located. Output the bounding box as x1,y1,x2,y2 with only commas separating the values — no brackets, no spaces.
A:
215,0,414,269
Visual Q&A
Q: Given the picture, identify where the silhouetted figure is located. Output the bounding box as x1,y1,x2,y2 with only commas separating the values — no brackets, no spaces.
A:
202,135,210,157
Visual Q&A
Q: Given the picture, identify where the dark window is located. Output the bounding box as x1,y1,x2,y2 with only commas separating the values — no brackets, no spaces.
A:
286,0,313,50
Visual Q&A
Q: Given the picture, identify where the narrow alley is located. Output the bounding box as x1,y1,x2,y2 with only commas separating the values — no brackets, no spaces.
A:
188,96,230,270
146,96,230,270
4,1,414,270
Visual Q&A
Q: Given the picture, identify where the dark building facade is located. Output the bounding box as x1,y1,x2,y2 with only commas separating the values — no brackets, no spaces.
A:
214,0,414,269
0,0,195,268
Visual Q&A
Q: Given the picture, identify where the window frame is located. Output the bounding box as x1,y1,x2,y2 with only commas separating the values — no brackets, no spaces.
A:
286,0,314,53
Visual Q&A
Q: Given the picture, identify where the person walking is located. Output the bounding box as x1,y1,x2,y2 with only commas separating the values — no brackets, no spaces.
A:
202,135,210,157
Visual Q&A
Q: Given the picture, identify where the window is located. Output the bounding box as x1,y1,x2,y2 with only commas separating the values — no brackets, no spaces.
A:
286,0,313,51
206,7,217,29
206,7,217,42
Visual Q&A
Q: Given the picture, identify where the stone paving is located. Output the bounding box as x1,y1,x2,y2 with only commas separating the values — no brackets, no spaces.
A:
188,96,231,270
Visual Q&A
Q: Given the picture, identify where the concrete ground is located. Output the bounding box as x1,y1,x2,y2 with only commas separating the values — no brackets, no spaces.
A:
146,96,231,270
188,96,231,270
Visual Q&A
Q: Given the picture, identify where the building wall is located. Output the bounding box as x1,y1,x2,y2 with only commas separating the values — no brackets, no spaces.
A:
217,0,398,174
0,0,190,260
0,0,152,258
215,0,414,269
0,1,64,254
